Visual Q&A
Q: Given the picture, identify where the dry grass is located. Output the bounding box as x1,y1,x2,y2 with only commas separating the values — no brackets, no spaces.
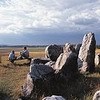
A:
0,48,100,100
0,47,45,100
96,48,100,53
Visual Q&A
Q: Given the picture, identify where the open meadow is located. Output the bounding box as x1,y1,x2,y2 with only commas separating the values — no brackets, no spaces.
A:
0,47,100,100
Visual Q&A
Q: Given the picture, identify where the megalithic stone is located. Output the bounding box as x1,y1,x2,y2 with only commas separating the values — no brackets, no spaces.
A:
45,44,63,61
54,52,78,78
78,32,96,73
64,43,76,53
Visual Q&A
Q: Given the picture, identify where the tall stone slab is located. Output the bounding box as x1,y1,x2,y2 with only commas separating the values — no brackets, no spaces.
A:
54,51,78,78
78,32,96,73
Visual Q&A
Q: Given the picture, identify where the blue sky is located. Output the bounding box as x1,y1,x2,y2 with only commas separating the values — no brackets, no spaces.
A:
0,0,100,45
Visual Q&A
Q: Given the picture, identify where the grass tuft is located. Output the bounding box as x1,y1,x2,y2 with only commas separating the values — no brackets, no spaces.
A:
0,80,12,100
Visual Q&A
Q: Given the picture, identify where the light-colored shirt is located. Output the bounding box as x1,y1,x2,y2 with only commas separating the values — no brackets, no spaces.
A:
9,52,15,60
22,49,29,57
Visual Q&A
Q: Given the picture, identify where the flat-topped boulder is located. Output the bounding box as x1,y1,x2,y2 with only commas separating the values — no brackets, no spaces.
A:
31,58,50,65
78,32,96,73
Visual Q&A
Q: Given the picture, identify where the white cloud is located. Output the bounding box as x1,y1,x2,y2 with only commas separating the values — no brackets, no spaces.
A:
0,0,100,34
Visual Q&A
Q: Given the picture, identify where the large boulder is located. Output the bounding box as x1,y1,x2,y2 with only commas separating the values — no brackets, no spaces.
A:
22,64,54,98
45,44,63,61
95,53,100,66
42,95,65,100
53,51,78,78
29,64,54,80
78,32,96,73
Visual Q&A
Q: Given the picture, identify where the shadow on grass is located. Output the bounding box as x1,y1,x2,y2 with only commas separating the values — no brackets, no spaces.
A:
0,63,15,69
0,92,12,100
95,66,100,73
13,62,30,67
22,72,100,100
44,74,100,100
0,81,12,100
0,62,30,68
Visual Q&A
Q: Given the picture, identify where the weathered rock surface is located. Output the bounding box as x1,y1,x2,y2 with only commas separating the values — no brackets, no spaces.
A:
93,90,100,100
75,44,81,55
54,51,78,77
30,64,54,80
45,44,63,61
22,47,78,98
22,73,34,97
64,43,75,53
22,64,54,98
45,61,55,68
95,53,100,66
31,58,50,65
78,32,96,73
42,95,65,100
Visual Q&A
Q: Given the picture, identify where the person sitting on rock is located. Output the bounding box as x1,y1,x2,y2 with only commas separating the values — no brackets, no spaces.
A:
8,50,16,63
19,47,29,59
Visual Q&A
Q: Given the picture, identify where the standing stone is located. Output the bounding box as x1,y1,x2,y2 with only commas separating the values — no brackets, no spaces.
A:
45,44,63,61
63,43,71,53
78,32,96,73
95,53,100,66
54,51,78,78
64,43,75,53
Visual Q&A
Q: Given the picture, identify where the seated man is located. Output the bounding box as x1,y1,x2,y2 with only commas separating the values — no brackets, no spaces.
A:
19,47,29,59
8,50,16,63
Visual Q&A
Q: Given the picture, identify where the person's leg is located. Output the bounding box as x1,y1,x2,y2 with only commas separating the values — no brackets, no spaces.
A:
10,59,14,63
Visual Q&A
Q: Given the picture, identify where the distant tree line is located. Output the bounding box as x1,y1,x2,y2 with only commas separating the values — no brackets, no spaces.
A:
0,44,100,49
96,45,100,49
0,45,47,48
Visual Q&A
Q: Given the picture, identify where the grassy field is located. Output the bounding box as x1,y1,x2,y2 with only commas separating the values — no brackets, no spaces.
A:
0,47,45,100
0,47,100,100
